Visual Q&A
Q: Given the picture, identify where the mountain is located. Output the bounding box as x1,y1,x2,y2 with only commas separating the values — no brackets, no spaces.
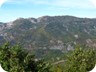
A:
0,15,96,57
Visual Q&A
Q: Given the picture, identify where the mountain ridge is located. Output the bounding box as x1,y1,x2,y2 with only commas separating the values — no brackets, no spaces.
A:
0,15,96,56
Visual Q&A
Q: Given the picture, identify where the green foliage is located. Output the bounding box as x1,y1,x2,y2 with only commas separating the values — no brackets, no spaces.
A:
64,47,96,72
0,43,96,72
51,65,63,72
0,43,51,72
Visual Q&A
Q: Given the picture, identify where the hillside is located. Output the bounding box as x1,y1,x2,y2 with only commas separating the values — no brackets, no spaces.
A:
0,16,96,57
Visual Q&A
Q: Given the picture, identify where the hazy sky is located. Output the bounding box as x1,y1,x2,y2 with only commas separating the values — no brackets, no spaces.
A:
0,0,96,22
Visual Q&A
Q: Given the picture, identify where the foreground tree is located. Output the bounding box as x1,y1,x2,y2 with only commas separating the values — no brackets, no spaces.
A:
0,43,51,72
64,46,96,72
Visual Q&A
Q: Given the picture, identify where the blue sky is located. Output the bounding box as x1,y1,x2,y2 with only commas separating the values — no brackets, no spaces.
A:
0,0,96,22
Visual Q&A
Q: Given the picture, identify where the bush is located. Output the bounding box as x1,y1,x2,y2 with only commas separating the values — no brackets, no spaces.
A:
0,43,51,72
64,47,96,72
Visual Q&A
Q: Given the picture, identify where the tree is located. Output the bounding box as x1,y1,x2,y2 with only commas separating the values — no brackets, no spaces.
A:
64,46,96,72
0,43,51,72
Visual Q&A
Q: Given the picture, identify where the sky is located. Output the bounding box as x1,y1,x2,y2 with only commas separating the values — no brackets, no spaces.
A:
0,0,96,22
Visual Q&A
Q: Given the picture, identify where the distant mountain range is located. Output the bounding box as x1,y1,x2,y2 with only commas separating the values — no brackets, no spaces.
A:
0,16,96,57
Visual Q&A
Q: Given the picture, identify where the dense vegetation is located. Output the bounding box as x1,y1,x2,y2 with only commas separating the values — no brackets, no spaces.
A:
64,47,96,72
0,43,51,72
0,43,96,72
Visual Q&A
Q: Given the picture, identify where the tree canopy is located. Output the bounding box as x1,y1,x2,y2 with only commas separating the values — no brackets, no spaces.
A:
0,43,51,72
0,43,96,72
64,46,96,72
